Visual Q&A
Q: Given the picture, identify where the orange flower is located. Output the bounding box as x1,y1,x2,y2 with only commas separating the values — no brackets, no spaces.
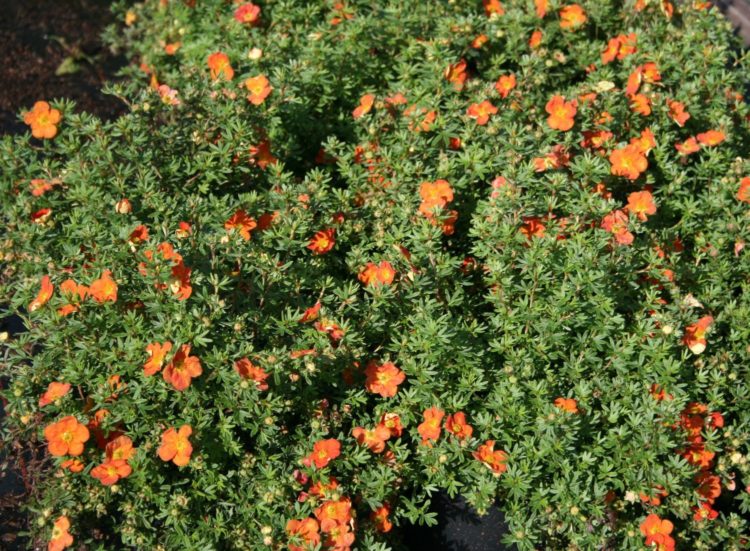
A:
352,425,391,453
106,435,136,462
315,497,352,530
473,440,509,474
533,145,569,171
234,357,270,390
602,33,637,64
89,270,118,303
370,504,392,533
164,42,181,55
91,459,132,486
234,2,261,25
225,209,257,240
683,315,713,354
559,4,587,30
128,225,149,246
627,191,657,222
419,179,454,214
630,128,656,155
737,177,750,203
308,228,336,254
249,139,277,169
245,75,272,105
535,0,549,17
299,301,321,323
158,425,193,466
23,101,61,139
495,74,516,98
358,261,396,287
676,136,700,156
30,178,59,197
601,210,633,246
629,94,651,116
471,34,489,49
417,407,444,443
695,472,722,502
545,95,577,131
483,0,504,16
379,412,403,438
364,360,405,398
144,341,172,376
467,100,498,126
44,416,90,457
157,84,180,106
520,216,546,240
353,93,375,119
697,130,725,147
554,397,579,413
169,262,192,301
445,412,473,440
694,502,718,522
668,100,690,127
639,514,674,549
445,60,468,91
609,144,647,180
305,438,341,469
529,29,543,49
163,344,202,391
29,275,54,312
680,441,715,470
39,382,71,407
286,518,321,551
48,515,74,551
207,52,234,81
60,459,84,473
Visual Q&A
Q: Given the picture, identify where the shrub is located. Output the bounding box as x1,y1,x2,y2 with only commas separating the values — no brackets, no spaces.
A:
2,1,750,549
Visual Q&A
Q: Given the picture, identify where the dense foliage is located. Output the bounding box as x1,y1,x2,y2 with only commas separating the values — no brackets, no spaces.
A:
2,0,750,549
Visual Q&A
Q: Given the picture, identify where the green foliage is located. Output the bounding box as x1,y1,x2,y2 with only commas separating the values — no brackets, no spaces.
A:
2,0,750,549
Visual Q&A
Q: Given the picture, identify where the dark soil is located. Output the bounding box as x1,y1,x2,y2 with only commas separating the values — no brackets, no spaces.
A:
0,0,126,136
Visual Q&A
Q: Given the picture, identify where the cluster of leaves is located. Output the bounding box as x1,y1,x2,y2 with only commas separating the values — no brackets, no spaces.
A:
2,0,750,549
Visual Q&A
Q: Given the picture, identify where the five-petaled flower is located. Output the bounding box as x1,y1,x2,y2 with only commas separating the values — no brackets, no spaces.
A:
609,144,648,180
234,2,261,25
559,4,587,31
162,344,202,391
353,93,375,119
39,382,71,408
158,425,193,466
245,75,272,105
304,438,341,469
627,191,657,222
467,100,498,125
445,412,473,440
554,397,579,414
683,315,713,354
89,270,118,304
364,360,406,398
24,101,61,139
48,515,74,551
545,95,577,131
225,209,257,240
29,275,54,312
207,52,234,81
473,440,509,474
143,341,173,376
234,357,270,390
417,407,444,443
308,228,336,254
639,514,675,550
44,416,90,457
358,261,396,287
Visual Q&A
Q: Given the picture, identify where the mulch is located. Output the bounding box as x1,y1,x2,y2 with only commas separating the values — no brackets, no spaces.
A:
0,0,125,136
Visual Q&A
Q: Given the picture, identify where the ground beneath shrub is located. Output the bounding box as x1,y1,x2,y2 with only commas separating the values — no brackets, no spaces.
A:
0,0,125,136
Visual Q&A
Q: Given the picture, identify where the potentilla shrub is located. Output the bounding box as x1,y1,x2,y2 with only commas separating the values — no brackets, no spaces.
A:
2,0,750,549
